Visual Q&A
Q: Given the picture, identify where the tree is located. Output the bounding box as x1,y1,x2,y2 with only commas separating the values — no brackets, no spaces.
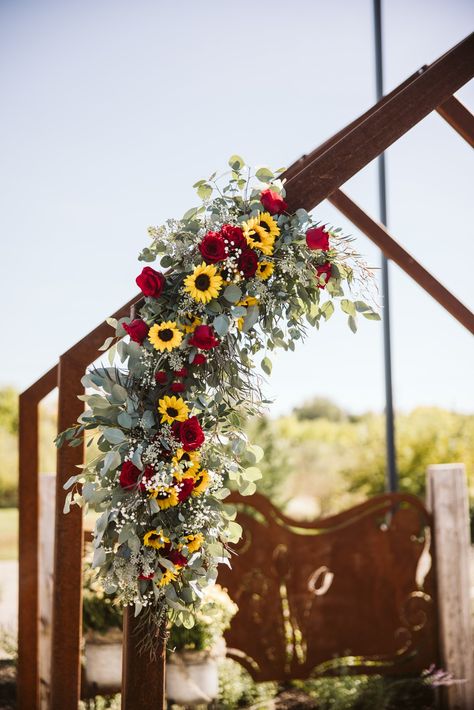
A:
293,397,347,422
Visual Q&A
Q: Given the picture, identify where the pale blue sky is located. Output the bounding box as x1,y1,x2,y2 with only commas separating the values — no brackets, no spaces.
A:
1,0,473,415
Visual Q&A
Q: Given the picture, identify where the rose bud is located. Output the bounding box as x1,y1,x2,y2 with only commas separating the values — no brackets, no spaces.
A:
155,370,168,384
316,262,332,288
170,381,185,393
260,188,287,215
123,318,149,344
238,248,258,278
189,325,219,350
193,353,207,365
136,266,165,298
174,367,188,378
306,226,329,251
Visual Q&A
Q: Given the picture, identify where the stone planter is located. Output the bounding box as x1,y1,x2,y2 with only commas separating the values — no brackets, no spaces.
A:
84,629,123,693
166,649,220,706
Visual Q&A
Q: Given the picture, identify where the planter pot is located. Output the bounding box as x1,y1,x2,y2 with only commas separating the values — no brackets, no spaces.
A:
84,629,123,693
166,650,219,706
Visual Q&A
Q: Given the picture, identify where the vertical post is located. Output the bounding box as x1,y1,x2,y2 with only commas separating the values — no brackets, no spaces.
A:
39,474,56,709
17,392,40,710
373,0,397,491
121,608,166,709
426,463,474,709
50,353,85,710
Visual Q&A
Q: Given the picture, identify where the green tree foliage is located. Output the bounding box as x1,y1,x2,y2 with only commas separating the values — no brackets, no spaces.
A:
293,396,348,422
0,387,18,434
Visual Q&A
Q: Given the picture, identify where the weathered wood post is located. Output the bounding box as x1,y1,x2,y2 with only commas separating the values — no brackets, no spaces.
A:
121,608,166,709
426,463,474,709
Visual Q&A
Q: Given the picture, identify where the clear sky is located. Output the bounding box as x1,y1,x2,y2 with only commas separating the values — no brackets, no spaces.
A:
1,0,473,416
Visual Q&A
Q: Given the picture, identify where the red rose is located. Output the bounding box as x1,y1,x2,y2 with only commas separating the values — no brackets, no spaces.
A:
177,477,194,502
199,231,226,263
316,262,332,288
123,318,149,344
155,370,168,384
192,353,207,365
189,325,219,350
136,267,165,298
174,367,188,378
306,226,329,251
238,248,258,278
167,550,188,567
220,224,247,252
177,417,205,451
170,381,185,393
138,571,154,580
119,461,141,489
260,189,287,215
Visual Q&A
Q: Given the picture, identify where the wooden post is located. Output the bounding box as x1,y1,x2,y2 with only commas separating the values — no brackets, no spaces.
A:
426,463,474,709
121,608,166,709
39,474,56,709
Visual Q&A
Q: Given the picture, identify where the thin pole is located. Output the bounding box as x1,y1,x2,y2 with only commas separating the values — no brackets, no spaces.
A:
373,0,398,491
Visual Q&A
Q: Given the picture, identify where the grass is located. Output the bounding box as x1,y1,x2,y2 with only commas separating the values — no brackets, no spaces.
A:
0,509,18,560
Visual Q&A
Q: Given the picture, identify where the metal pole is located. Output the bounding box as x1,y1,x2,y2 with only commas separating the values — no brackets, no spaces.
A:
373,0,398,491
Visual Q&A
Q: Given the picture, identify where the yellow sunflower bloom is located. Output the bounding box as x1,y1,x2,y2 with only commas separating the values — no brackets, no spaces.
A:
143,529,170,550
149,321,183,352
242,214,277,256
184,533,204,553
179,313,202,333
158,568,179,587
256,260,274,280
172,449,201,478
184,263,223,304
150,486,179,509
236,296,259,331
192,470,210,496
158,395,189,424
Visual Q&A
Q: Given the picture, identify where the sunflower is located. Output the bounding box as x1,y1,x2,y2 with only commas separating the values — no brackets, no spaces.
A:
143,529,170,550
184,533,204,553
149,321,183,352
192,469,210,496
158,568,179,587
236,296,259,331
184,263,223,304
158,395,189,425
179,313,202,333
172,448,201,478
256,260,274,280
242,214,278,256
150,486,179,509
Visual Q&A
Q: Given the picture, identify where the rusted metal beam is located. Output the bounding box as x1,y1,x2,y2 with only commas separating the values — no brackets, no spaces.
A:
17,365,58,710
284,33,474,212
122,609,166,709
328,189,474,334
436,95,474,147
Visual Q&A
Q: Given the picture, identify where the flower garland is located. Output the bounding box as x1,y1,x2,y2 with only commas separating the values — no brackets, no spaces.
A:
57,156,379,636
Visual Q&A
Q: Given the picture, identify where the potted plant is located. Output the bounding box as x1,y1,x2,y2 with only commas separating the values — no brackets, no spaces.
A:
82,564,123,693
166,585,238,706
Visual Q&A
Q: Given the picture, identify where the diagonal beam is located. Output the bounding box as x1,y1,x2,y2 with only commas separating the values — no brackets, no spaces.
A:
284,33,474,212
328,189,474,334
436,95,474,147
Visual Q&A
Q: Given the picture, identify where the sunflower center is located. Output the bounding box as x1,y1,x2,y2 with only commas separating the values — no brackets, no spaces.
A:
250,230,262,243
148,533,161,542
195,475,203,486
157,491,171,499
167,407,178,417
180,453,190,462
159,328,174,342
260,221,271,234
195,274,211,291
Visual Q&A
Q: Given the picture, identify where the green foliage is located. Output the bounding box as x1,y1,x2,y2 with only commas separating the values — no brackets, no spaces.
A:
216,658,278,708
82,563,122,635
0,387,18,434
294,396,348,422
168,585,237,653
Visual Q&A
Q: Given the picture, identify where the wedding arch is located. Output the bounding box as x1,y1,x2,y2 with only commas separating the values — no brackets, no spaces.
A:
18,33,474,710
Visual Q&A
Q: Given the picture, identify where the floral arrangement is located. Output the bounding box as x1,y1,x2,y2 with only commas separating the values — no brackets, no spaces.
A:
57,156,378,640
